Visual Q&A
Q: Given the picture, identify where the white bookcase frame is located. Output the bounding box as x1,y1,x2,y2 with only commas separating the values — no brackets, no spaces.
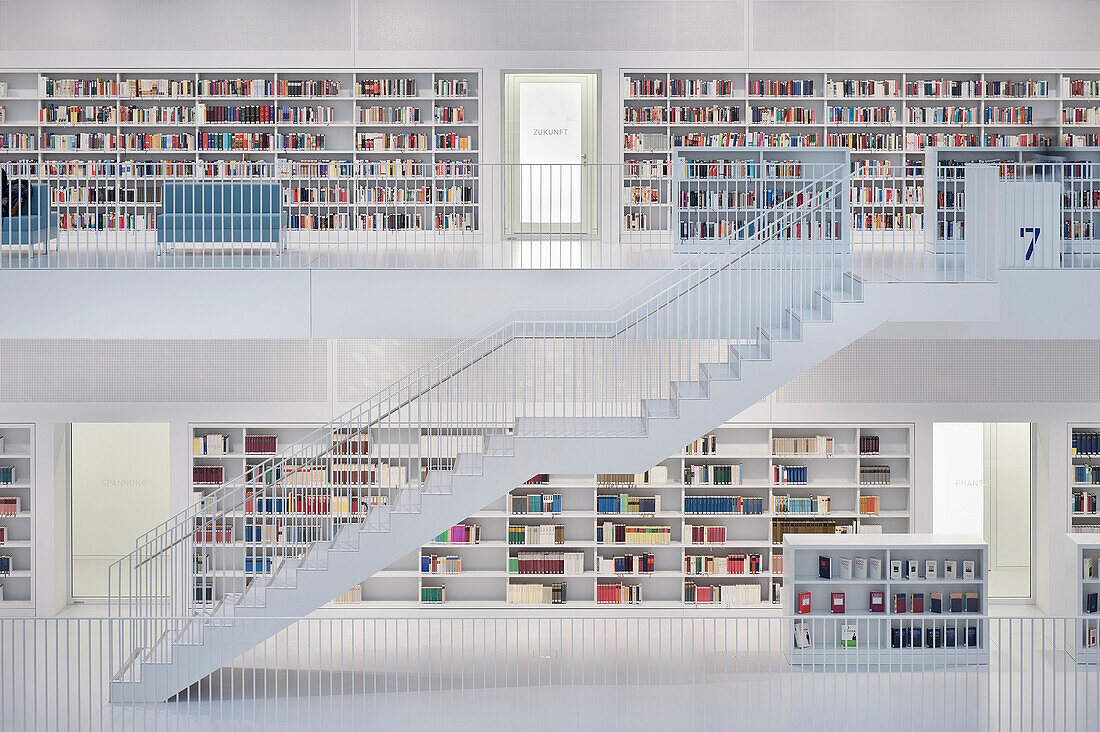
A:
0,69,481,233
0,424,35,612
1065,533,1100,663
1068,424,1100,534
782,533,989,665
192,421,911,609
622,69,1100,239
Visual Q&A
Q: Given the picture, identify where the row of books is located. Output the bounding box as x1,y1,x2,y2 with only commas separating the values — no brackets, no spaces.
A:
278,80,340,97
357,79,415,97
850,187,923,204
0,555,12,575
685,582,762,605
434,524,480,544
1063,190,1100,209
421,586,446,603
1072,491,1097,514
681,160,802,179
596,523,671,545
193,434,231,456
773,435,834,457
773,494,830,515
685,434,719,455
750,107,816,124
773,465,808,484
193,465,225,485
853,212,923,231
798,589,979,614
0,497,20,515
121,78,194,97
597,494,660,514
683,464,742,486
597,583,642,604
906,106,979,124
1073,432,1100,455
859,495,882,515
0,467,15,484
5,157,472,180
937,190,964,209
421,555,461,574
509,552,584,575
750,80,815,97
507,582,566,604
508,524,565,545
56,212,155,230
684,495,765,515
772,520,854,544
828,106,898,124
598,553,655,575
679,219,843,241
827,79,899,97
684,553,763,575
243,435,278,454
820,555,975,581
511,493,562,514
687,524,727,544
859,465,892,485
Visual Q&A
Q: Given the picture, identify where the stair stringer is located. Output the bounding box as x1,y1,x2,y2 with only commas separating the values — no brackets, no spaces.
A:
110,293,891,703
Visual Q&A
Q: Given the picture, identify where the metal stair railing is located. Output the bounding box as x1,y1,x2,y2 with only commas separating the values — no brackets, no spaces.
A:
107,161,852,680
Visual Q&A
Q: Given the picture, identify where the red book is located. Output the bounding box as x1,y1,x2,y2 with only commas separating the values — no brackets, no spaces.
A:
831,592,845,614
869,591,885,613
911,593,925,613
797,591,811,614
894,593,907,613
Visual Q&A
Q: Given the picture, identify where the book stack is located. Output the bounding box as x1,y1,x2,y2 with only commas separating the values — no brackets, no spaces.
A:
684,434,718,455
244,434,277,454
772,494,830,515
507,583,566,604
684,553,762,575
508,552,584,575
683,464,742,485
0,466,14,484
859,465,891,485
421,586,446,604
508,524,565,545
599,553,655,575
421,555,461,574
597,494,660,514
192,465,225,485
596,523,671,545
434,524,480,544
750,79,815,96
858,523,883,535
684,495,764,514
511,493,562,514
773,465,808,484
687,524,727,544
859,495,881,515
772,435,834,456
597,583,642,604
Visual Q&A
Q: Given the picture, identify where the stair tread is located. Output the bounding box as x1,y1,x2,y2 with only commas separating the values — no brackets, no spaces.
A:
760,325,798,342
789,307,829,323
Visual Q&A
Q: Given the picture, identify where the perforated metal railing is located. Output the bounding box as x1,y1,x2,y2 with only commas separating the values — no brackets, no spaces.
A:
2,615,1100,731
106,160,856,675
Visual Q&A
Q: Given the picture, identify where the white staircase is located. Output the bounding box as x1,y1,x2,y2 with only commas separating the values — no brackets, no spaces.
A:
106,162,992,702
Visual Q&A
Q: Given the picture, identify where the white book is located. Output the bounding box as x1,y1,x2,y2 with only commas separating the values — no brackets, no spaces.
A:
924,560,938,579
962,560,975,580
907,560,919,579
868,557,882,580
649,465,669,484
793,621,811,649
853,556,867,579
944,560,957,579
839,557,853,580
1085,557,1095,579
890,560,903,580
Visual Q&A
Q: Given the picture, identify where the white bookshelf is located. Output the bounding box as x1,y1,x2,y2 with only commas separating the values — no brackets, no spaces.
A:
621,70,1100,238
1065,533,1100,663
0,424,35,612
0,70,480,233
1069,424,1100,534
782,534,989,665
189,422,911,609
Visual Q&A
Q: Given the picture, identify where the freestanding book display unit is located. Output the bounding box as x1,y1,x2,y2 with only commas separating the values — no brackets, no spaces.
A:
783,533,988,665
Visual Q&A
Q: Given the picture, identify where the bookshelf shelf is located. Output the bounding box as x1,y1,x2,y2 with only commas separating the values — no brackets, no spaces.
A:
0,424,35,612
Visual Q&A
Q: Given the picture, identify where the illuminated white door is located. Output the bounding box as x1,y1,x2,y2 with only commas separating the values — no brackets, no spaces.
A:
504,73,598,235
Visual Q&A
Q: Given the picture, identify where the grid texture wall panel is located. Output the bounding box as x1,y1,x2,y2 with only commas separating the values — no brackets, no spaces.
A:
776,339,1100,404
358,0,745,53
336,339,456,402
0,340,327,403
751,1,837,51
